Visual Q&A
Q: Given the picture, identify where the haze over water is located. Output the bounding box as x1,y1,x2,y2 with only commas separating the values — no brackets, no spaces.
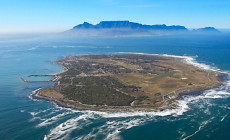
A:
0,34,230,140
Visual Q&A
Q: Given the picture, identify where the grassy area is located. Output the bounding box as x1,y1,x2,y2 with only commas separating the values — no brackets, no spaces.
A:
60,68,81,76
148,71,177,82
60,76,135,106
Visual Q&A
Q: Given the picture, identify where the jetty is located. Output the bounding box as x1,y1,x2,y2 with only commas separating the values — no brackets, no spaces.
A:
28,74,55,77
21,74,55,83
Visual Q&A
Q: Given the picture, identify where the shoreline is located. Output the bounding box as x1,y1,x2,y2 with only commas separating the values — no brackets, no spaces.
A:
33,89,164,112
32,80,224,114
32,53,226,113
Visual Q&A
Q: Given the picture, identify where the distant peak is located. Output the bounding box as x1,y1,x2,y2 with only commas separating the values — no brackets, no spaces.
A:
73,22,94,29
193,27,219,32
83,22,91,24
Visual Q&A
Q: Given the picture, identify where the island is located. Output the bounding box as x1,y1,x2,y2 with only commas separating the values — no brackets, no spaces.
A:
35,54,222,111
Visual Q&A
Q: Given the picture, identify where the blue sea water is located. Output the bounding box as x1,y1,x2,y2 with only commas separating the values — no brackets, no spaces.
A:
0,34,230,140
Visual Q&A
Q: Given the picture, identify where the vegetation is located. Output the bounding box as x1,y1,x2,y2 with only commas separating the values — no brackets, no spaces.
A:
60,76,135,106
60,68,81,76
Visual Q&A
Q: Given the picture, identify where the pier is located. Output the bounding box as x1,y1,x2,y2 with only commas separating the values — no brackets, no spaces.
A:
28,74,55,77
21,74,55,83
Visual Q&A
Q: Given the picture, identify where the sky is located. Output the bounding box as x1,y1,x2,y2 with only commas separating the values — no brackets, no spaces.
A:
0,0,230,33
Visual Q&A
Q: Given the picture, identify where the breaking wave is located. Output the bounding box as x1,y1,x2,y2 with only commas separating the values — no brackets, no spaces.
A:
41,82,230,139
28,88,42,101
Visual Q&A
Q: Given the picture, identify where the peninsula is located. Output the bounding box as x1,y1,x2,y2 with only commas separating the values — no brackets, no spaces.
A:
35,54,222,111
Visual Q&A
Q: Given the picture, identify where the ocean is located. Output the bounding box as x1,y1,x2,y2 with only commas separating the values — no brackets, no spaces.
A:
0,34,230,140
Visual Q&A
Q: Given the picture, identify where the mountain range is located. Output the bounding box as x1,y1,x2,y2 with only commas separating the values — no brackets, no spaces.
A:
65,21,219,37
73,21,188,31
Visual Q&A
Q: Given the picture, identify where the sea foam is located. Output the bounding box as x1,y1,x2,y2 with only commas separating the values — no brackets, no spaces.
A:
28,88,42,101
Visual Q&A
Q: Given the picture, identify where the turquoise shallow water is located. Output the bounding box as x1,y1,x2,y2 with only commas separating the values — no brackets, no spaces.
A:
0,34,230,140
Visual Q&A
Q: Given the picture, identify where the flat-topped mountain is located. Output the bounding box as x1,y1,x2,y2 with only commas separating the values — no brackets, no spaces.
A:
73,21,188,31
65,21,219,37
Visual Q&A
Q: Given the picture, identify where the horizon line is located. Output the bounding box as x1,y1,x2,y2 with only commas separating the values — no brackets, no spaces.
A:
1,20,230,34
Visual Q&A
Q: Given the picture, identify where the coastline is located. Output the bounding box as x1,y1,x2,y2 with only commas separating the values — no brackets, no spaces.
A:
32,53,226,113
